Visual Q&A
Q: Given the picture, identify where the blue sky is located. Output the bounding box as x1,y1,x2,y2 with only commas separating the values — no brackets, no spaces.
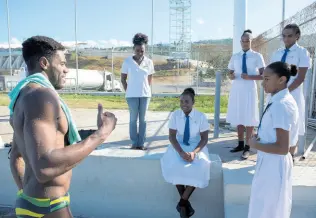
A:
0,0,315,48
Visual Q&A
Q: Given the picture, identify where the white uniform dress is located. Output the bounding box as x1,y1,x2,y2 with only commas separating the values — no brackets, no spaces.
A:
226,49,265,126
248,88,299,218
160,109,211,188
270,43,311,135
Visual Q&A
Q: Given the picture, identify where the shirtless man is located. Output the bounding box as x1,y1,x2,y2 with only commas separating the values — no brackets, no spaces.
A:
9,36,117,218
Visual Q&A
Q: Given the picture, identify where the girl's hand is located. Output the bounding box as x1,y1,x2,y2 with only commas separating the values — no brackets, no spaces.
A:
179,151,191,162
188,152,196,162
229,72,235,80
241,73,249,80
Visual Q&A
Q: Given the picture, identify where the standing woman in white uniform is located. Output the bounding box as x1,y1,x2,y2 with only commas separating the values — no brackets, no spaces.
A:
226,30,265,159
121,33,155,150
160,88,211,218
248,62,299,218
270,24,311,160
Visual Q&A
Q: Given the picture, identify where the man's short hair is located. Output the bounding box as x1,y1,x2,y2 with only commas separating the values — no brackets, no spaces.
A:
22,36,65,71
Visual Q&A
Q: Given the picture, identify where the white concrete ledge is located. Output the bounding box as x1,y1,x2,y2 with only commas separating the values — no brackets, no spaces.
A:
0,148,224,218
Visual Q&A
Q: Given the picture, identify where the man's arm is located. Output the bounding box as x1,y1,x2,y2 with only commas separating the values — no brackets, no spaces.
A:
9,139,24,190
288,67,308,92
121,74,127,91
23,89,108,183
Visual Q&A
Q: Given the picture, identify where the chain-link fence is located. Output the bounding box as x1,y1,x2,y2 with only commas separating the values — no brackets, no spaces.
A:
252,1,316,123
57,44,233,95
151,44,232,95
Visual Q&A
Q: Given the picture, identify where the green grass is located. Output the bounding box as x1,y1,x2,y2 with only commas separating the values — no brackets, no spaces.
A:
0,94,228,113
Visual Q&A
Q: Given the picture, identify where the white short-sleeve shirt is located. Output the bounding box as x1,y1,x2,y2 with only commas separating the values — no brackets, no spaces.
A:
228,49,265,79
270,43,311,85
169,108,209,145
121,56,155,98
258,88,299,147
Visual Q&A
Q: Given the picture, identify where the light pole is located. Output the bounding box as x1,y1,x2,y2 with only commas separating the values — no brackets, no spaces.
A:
74,0,79,91
282,0,285,27
111,47,115,92
6,0,12,76
151,0,154,59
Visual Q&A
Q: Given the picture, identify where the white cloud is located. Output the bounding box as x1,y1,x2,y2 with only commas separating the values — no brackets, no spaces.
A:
196,18,205,25
62,39,132,49
0,37,22,49
0,38,132,49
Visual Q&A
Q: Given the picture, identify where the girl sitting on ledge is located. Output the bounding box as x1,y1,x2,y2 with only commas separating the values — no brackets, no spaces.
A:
160,88,211,218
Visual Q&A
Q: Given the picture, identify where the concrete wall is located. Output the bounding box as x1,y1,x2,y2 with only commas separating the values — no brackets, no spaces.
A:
0,148,224,218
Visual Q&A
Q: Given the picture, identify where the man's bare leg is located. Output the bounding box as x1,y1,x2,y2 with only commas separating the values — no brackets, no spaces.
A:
44,207,73,218
230,125,245,152
241,126,254,159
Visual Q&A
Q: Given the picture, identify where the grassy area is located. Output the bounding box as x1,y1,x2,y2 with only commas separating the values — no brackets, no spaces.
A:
0,93,228,113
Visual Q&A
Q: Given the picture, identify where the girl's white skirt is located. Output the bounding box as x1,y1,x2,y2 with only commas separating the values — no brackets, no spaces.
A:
226,80,259,126
160,143,211,189
248,151,293,218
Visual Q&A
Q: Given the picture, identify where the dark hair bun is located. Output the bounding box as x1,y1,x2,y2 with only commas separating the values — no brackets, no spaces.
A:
243,29,252,34
290,64,298,77
183,87,195,96
133,33,148,45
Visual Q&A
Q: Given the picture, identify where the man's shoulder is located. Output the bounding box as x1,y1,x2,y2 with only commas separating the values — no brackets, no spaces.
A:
22,86,60,113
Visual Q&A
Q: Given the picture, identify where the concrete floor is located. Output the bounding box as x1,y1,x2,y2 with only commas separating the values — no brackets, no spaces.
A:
0,106,315,217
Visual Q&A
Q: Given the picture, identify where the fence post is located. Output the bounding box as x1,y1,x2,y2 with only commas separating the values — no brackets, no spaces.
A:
309,58,316,117
196,51,199,94
299,69,312,155
213,70,221,138
259,83,265,117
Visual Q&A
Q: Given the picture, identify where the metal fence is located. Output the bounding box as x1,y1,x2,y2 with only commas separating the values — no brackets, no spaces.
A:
251,2,316,157
59,45,234,95
252,2,316,121
0,48,233,95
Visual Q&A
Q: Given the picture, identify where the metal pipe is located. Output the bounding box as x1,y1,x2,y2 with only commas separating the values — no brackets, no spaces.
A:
298,69,312,155
151,0,154,59
5,0,12,76
309,57,316,117
233,0,247,53
213,71,222,138
196,51,199,94
302,135,316,159
111,47,115,92
259,84,264,117
177,58,179,93
282,0,286,26
74,0,79,91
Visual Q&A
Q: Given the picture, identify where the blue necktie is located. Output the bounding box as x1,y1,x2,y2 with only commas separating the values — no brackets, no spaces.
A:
183,115,190,145
281,48,289,63
242,52,247,74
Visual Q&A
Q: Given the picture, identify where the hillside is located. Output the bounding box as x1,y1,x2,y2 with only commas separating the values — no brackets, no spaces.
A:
66,43,232,78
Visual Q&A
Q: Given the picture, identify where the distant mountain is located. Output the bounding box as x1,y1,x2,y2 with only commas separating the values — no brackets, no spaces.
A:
193,38,233,45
